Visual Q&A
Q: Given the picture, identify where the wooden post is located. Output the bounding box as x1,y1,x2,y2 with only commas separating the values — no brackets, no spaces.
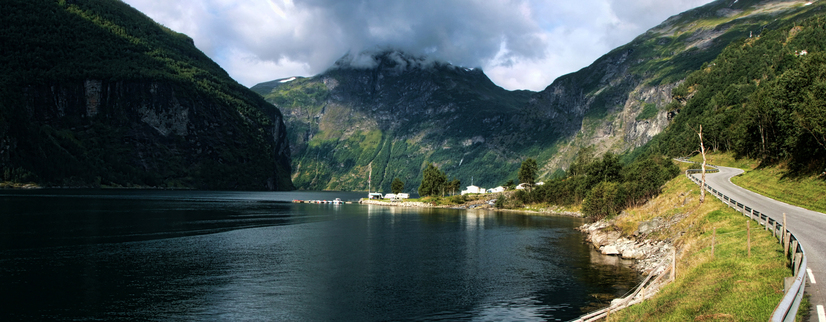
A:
712,228,716,259
671,248,677,280
784,232,791,258
747,220,751,257
789,240,797,268
764,215,768,231
772,220,776,239
794,253,804,275
783,213,787,243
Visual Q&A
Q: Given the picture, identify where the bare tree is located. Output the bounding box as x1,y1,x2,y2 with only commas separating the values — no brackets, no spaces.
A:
692,124,707,203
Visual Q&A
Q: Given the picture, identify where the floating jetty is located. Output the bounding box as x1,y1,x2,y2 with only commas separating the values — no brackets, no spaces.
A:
292,199,352,204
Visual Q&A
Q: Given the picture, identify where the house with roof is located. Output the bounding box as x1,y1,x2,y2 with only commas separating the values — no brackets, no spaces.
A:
461,185,485,195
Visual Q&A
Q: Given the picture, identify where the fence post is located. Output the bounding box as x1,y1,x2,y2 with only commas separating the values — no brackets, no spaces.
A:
791,240,799,264
794,253,803,275
772,220,776,239
784,231,791,258
783,213,787,244
747,220,751,257
712,228,716,259
671,248,677,281
764,215,768,231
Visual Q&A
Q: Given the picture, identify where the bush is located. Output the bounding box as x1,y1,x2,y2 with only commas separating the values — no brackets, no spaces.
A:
494,196,506,208
450,194,466,205
582,181,627,221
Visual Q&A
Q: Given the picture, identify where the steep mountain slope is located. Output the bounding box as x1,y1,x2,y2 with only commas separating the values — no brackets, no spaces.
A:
253,52,534,191
0,0,293,190
254,0,820,192
641,4,826,174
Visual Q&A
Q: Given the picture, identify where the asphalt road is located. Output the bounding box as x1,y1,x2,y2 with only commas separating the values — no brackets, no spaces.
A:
689,165,825,321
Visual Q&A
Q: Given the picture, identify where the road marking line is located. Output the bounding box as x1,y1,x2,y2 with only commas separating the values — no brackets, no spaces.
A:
817,305,825,322
809,268,817,284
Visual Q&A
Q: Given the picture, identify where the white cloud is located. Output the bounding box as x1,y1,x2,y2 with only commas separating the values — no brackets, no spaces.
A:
122,0,714,91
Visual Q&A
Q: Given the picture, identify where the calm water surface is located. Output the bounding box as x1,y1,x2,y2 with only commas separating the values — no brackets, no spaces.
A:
0,190,639,321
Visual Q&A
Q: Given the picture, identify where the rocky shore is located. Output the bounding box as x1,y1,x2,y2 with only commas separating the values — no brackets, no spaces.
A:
578,218,674,275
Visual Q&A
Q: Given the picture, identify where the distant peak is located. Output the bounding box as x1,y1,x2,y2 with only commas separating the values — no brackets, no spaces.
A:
331,49,456,72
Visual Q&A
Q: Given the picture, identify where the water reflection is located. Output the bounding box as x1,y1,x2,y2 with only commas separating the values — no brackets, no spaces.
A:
0,192,639,321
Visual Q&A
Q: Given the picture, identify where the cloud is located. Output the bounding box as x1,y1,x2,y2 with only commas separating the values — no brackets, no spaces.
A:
122,0,714,91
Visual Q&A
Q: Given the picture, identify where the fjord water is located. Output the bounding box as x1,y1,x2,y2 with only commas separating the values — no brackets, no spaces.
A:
0,190,639,321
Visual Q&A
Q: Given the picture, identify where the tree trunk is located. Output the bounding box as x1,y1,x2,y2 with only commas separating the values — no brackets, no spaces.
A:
699,124,706,203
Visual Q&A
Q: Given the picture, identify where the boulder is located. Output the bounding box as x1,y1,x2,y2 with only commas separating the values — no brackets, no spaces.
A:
601,245,620,255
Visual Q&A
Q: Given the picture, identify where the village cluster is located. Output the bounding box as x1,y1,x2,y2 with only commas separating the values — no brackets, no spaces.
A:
367,182,544,200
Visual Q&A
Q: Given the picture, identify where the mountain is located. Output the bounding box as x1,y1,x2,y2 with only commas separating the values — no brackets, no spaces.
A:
0,0,293,190
640,2,826,174
253,0,822,192
253,52,534,191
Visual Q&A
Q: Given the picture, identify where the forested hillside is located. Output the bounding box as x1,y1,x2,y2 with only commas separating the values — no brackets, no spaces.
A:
0,0,293,189
644,9,826,174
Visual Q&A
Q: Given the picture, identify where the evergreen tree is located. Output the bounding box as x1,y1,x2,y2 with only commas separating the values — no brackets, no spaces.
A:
418,163,447,197
518,158,538,190
391,178,404,194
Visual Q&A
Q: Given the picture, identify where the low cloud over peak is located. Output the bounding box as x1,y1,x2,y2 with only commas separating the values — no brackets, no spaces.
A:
123,0,714,91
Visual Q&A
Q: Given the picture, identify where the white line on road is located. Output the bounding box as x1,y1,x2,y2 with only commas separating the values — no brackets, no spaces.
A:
809,268,817,284
817,305,825,322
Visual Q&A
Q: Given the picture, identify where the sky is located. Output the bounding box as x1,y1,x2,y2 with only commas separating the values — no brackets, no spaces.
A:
122,0,715,91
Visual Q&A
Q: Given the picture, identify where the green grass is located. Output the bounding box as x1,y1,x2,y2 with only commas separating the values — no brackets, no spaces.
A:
689,152,826,213
636,103,658,121
608,162,793,321
731,165,826,214
612,210,788,321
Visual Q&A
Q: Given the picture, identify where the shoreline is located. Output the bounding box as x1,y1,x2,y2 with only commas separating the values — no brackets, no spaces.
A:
358,198,584,217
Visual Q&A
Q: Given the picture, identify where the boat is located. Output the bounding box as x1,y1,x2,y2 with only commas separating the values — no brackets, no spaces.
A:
332,198,343,205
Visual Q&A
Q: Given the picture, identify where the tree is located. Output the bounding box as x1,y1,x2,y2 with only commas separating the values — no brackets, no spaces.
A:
418,163,447,197
447,178,461,196
518,158,538,191
391,177,404,194
582,181,626,221
505,179,515,190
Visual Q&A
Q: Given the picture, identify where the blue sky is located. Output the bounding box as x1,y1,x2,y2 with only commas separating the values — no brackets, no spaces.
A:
123,0,715,91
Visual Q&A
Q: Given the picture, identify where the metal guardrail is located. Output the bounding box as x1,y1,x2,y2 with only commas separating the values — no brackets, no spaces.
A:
681,159,807,322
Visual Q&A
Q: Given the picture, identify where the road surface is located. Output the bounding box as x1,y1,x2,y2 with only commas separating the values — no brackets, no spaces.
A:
690,165,825,321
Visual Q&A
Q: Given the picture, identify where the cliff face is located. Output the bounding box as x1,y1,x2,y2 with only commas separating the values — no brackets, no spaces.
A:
0,0,293,190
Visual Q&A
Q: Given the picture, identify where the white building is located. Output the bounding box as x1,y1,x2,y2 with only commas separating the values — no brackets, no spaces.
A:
487,186,506,193
397,193,410,199
516,182,544,190
461,185,485,195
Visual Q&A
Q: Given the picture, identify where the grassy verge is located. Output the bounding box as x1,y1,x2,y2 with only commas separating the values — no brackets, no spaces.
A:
607,161,793,321
731,166,826,214
688,152,826,214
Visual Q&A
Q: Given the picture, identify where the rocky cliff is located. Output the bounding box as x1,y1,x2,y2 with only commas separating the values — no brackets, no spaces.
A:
0,0,293,190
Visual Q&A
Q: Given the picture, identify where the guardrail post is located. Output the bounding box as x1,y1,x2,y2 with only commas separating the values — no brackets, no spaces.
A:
782,213,787,244
794,253,803,275
784,232,791,258
771,220,776,239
